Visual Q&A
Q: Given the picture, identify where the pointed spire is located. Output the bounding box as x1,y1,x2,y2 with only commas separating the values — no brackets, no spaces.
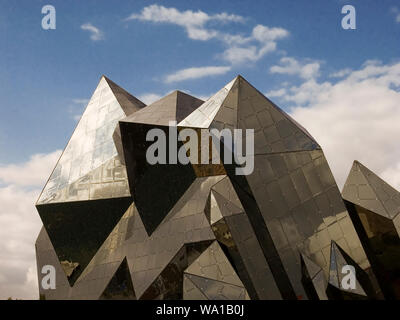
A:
342,160,400,219
100,258,136,300
178,75,320,153
178,77,240,128
103,76,146,116
236,75,320,153
328,241,367,297
37,76,142,204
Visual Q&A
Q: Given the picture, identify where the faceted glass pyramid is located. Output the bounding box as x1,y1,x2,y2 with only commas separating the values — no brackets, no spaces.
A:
35,75,388,300
36,76,144,285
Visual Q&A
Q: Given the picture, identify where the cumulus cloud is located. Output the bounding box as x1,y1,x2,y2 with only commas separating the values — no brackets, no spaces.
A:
221,25,289,64
265,88,287,98
126,4,244,41
81,23,104,41
282,61,400,190
0,150,61,299
252,24,289,42
270,57,321,79
164,66,231,83
329,68,352,78
128,5,289,67
223,43,275,65
0,151,61,187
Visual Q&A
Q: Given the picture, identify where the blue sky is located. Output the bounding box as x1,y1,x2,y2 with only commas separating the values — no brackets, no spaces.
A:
1,0,400,299
0,0,399,163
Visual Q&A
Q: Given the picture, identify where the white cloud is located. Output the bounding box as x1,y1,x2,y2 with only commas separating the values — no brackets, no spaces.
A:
138,93,163,105
126,4,244,41
284,61,400,190
0,151,60,299
252,24,289,42
164,66,231,83
0,151,61,187
0,186,41,300
187,28,218,41
282,79,332,105
223,44,273,65
270,57,321,79
221,25,289,64
81,23,104,41
329,68,352,78
128,6,289,66
266,88,287,98
391,7,400,23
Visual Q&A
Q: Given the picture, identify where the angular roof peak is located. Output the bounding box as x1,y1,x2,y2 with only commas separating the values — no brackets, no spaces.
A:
342,161,400,219
102,76,146,116
37,75,142,205
178,75,320,153
120,90,203,126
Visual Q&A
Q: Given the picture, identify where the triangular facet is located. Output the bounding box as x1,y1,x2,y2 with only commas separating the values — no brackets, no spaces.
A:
328,241,367,297
211,176,244,211
103,76,146,116
139,241,213,299
208,192,224,224
36,197,133,286
343,161,400,219
122,91,203,126
36,226,71,299
37,76,141,204
300,253,328,300
184,241,244,287
211,190,244,220
301,253,322,280
183,274,209,300
184,274,248,300
178,77,239,128
210,78,239,130
119,122,197,235
236,76,320,154
100,258,136,300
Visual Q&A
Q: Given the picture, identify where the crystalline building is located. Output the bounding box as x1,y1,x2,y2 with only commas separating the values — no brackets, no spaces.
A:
35,75,399,300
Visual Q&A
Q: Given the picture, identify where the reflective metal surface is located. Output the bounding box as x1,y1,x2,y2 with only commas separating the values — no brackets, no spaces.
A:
35,75,398,300
342,161,400,299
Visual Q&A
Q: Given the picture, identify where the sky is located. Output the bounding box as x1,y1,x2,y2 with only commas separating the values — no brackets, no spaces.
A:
0,0,400,299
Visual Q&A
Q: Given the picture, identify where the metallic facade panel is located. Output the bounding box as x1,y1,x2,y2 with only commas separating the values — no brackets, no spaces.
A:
343,161,400,219
184,274,248,300
38,77,139,205
185,241,244,287
36,75,391,300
